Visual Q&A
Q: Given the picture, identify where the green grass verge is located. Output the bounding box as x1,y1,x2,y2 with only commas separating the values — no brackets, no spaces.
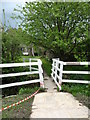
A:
61,83,89,96
2,94,34,118
61,83,90,108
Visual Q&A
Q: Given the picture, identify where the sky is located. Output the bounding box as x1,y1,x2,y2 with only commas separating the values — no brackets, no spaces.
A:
1,0,36,28
1,1,25,28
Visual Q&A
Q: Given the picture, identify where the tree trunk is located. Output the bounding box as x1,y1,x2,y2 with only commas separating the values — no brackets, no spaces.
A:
28,44,34,56
32,46,34,56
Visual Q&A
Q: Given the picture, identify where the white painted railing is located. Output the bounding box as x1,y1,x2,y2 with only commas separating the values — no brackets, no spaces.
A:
0,59,44,89
51,58,90,90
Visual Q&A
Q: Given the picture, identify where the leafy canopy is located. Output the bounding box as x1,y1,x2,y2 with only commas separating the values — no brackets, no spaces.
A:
13,2,89,61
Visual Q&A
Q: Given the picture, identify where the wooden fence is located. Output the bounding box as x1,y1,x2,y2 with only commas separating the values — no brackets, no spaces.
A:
0,59,44,89
51,58,90,90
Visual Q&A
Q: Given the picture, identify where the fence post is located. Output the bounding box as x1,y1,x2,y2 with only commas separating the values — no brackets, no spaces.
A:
51,59,54,78
29,58,31,71
59,61,63,89
55,59,58,82
38,59,44,88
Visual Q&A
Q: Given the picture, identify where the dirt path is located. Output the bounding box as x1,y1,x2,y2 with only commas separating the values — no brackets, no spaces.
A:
30,73,89,118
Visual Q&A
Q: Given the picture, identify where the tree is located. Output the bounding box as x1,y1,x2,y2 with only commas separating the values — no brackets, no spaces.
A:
13,2,89,61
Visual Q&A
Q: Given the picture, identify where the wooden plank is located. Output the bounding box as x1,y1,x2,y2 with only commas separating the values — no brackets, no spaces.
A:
0,62,38,68
62,79,90,84
63,71,90,74
0,79,40,89
0,71,39,78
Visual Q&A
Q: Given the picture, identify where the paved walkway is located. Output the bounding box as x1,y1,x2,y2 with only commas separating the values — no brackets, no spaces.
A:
44,73,57,92
30,74,89,118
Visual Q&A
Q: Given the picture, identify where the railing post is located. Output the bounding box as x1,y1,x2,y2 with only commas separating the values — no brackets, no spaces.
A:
59,61,63,89
38,59,44,88
51,59,54,78
55,60,58,82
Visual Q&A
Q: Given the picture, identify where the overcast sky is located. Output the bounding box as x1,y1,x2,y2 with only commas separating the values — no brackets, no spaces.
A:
1,0,36,28
1,1,24,28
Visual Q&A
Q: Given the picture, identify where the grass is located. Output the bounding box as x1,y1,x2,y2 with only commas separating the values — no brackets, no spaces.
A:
2,86,46,118
19,86,39,95
61,83,89,96
2,93,34,118
2,86,44,118
61,83,90,108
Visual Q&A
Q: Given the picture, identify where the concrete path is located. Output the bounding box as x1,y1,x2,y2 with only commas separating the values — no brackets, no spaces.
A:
30,74,89,118
44,73,57,92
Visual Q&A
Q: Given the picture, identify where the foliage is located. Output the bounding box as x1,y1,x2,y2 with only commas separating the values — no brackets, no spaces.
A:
19,86,39,95
2,28,29,63
41,57,52,76
13,2,89,61
61,83,90,108
61,83,89,96
19,86,46,95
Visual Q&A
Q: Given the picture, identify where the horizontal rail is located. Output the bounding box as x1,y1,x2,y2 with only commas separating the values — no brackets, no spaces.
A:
62,79,90,84
0,79,40,89
0,62,39,68
52,66,90,74
0,71,39,78
63,71,90,74
52,59,90,65
52,69,90,84
63,62,90,65
31,67,39,71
